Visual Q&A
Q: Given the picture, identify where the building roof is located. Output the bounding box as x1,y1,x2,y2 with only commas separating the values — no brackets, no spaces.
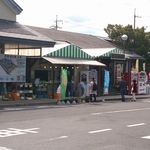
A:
27,26,115,49
0,19,55,47
27,26,143,60
2,0,23,15
125,50,144,60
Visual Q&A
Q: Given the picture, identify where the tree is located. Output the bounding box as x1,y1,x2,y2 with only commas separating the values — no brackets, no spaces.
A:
104,24,150,71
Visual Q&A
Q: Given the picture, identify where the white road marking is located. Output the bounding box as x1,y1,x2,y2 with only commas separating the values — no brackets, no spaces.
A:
141,136,150,139
91,107,150,115
0,128,39,137
49,136,68,141
0,147,12,150
88,128,112,134
127,123,146,127
3,107,25,111
143,101,150,103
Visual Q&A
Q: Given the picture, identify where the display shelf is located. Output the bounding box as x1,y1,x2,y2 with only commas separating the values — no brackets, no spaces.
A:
19,83,33,100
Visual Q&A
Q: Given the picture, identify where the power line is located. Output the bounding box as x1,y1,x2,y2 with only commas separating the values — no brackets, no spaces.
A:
134,8,141,29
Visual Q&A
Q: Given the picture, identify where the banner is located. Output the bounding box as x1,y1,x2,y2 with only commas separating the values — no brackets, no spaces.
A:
103,70,110,95
60,68,68,100
0,54,26,82
135,59,139,72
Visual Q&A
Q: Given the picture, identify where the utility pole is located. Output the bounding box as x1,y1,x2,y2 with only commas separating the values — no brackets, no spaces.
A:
134,8,141,29
50,15,63,30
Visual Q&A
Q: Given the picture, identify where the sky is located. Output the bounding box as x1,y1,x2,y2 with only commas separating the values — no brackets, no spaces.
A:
15,0,150,37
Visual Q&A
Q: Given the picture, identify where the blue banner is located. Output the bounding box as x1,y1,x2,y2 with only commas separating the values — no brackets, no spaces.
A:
104,70,110,94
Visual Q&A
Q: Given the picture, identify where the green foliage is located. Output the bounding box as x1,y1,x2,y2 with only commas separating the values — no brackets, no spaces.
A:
104,24,150,71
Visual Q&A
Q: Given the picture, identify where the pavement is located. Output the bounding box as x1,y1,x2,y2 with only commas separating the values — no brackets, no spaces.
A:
0,94,150,108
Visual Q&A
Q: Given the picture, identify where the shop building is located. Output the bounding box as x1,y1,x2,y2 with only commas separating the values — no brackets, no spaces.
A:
28,26,144,95
27,27,138,94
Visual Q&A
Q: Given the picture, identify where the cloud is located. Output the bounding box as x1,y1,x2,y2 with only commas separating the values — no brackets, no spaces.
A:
15,0,150,37
67,16,90,24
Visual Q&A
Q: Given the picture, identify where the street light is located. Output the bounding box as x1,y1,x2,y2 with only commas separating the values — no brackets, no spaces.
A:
121,34,128,73
121,34,128,56
121,34,128,41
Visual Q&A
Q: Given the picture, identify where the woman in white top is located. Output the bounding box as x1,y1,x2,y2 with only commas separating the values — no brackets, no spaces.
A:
89,78,97,102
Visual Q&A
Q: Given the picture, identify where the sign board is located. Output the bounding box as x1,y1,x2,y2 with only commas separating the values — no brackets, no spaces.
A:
0,54,26,82
111,53,125,60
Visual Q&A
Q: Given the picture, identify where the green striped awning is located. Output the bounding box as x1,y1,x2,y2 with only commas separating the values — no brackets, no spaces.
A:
45,44,92,59
101,48,123,57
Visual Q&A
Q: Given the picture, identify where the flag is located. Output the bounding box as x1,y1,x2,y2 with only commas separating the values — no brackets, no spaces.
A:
60,68,68,100
103,70,110,95
135,59,139,72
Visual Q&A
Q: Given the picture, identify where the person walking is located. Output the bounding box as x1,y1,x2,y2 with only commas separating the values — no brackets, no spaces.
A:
89,78,97,102
131,80,137,102
78,80,85,97
119,76,127,102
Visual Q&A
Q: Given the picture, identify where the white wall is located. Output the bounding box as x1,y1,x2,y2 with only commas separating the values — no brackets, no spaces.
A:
0,0,16,21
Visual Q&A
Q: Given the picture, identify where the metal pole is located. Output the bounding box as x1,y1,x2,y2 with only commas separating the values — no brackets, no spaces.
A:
134,8,136,30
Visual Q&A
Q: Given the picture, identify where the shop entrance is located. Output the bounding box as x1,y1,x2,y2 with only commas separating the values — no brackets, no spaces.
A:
35,70,48,81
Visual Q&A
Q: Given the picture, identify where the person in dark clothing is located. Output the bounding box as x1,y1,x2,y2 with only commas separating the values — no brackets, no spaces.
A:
67,80,74,97
119,77,127,102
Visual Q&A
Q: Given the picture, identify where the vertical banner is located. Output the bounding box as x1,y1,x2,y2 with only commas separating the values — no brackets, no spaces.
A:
135,59,139,72
143,63,146,71
103,70,110,95
60,68,68,100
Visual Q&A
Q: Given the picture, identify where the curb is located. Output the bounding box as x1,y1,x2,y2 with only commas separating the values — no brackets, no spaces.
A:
0,95,150,108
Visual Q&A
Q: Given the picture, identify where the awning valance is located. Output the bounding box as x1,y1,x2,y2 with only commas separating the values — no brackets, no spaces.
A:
82,48,118,57
43,57,106,66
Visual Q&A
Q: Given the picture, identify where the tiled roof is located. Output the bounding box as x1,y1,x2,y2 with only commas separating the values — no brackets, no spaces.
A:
0,19,55,47
0,19,34,35
27,26,115,49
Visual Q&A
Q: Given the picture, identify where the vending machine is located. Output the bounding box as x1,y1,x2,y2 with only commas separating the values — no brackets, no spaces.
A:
80,70,97,97
138,71,147,94
80,69,97,83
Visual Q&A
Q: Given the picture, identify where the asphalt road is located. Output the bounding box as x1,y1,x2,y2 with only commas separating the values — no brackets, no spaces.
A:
0,99,150,150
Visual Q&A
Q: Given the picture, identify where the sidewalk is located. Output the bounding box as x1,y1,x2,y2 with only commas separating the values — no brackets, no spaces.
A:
0,94,150,108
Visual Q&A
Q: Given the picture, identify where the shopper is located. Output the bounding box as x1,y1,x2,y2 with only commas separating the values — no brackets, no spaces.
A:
67,80,74,97
119,76,127,102
131,80,137,102
78,80,85,97
89,78,97,102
